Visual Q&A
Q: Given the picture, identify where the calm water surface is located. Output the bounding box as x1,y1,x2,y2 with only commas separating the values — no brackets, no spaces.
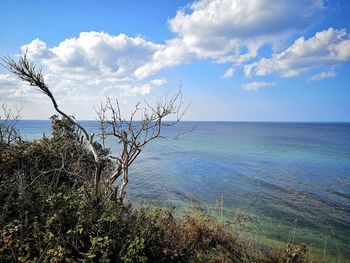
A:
17,121,350,259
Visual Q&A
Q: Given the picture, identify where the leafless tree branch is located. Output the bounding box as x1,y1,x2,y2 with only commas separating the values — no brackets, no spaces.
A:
0,103,22,147
98,90,188,198
2,53,103,196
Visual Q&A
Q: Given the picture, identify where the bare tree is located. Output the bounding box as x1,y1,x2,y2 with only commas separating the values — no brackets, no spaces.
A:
2,53,187,199
0,103,22,148
1,54,102,196
97,91,187,198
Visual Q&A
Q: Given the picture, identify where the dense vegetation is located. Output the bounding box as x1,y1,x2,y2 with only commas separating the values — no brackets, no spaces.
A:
0,116,311,262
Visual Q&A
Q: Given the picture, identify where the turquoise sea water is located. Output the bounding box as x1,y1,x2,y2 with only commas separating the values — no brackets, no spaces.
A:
16,121,350,259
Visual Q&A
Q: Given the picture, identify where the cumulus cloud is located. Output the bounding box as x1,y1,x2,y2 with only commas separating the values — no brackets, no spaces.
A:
22,32,164,80
134,38,191,79
244,28,350,78
241,81,276,91
21,38,51,60
169,0,324,64
3,31,175,105
13,32,184,99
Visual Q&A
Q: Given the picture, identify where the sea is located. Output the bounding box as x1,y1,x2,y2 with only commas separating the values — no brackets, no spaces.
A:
15,120,350,260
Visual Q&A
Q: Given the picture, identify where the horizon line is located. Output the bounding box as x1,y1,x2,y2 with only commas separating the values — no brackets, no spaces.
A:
15,119,350,124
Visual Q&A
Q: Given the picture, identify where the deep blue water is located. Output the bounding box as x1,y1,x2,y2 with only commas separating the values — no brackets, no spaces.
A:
15,121,350,258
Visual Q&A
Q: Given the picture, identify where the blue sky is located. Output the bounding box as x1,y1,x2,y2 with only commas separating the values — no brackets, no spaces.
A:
0,0,350,121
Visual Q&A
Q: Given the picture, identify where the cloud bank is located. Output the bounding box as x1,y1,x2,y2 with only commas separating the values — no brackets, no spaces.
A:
2,32,178,106
244,28,350,78
169,0,324,63
1,0,350,110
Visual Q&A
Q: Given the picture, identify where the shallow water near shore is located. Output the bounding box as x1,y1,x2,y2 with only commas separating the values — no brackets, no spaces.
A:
17,120,350,260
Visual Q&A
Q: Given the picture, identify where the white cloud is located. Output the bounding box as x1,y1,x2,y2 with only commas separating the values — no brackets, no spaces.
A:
124,84,153,96
15,32,186,99
150,78,167,87
310,71,337,81
0,74,17,87
242,81,276,91
0,33,178,118
222,67,235,78
244,28,350,78
134,38,191,79
0,74,38,102
3,32,178,105
169,0,324,64
21,38,50,60
120,79,168,96
22,32,164,80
